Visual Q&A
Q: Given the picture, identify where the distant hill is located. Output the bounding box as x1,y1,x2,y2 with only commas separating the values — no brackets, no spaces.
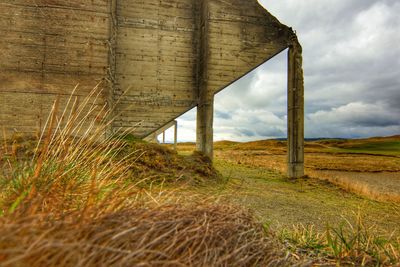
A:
176,135,400,156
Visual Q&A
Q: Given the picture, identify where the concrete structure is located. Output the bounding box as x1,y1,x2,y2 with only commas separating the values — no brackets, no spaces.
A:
0,0,304,178
144,120,178,150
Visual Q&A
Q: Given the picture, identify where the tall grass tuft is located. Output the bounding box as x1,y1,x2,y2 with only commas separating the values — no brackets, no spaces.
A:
280,213,400,266
0,85,146,217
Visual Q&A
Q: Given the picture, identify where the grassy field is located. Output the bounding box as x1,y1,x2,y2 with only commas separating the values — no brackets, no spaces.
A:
201,160,400,232
175,138,400,265
325,138,400,156
176,136,400,203
1,94,400,267
208,160,400,264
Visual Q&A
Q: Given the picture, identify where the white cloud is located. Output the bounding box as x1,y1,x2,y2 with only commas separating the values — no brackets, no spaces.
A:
213,107,287,141
306,102,400,138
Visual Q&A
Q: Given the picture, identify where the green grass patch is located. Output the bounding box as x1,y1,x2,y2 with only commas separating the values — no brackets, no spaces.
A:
325,141,400,156
342,141,400,152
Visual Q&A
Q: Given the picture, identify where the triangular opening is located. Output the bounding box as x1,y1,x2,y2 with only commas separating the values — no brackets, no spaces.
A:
214,50,288,142
172,49,288,144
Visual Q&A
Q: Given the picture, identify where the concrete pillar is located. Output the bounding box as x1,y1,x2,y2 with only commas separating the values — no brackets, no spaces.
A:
287,40,305,178
147,132,159,144
195,0,213,159
173,120,178,151
196,97,214,159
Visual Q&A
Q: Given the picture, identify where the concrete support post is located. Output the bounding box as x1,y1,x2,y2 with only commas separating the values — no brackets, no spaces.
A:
174,120,178,151
195,0,213,159
287,40,305,178
196,97,214,159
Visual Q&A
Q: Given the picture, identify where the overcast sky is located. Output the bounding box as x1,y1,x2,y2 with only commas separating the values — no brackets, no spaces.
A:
164,0,400,142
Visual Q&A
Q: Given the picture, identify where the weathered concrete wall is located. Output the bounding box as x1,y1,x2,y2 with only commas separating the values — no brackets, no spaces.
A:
206,0,291,94
112,0,293,138
0,0,111,135
1,0,295,141
113,0,200,137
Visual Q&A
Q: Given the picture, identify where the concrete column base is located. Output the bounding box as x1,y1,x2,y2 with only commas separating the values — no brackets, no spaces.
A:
288,163,304,179
196,99,214,159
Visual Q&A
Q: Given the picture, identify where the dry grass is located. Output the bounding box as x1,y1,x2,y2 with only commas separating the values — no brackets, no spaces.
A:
213,149,400,203
0,87,294,267
279,213,400,266
0,89,138,216
0,205,291,267
122,142,220,185
310,171,400,203
204,160,400,266
214,150,400,173
179,138,400,203
306,154,400,172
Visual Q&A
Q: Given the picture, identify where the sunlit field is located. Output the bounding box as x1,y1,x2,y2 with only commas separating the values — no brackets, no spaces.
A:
177,136,400,203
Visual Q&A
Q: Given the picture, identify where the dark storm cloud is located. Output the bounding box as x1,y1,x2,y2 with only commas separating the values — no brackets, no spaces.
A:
255,127,285,138
237,126,287,138
307,102,400,128
236,128,256,137
256,0,400,138
215,111,232,120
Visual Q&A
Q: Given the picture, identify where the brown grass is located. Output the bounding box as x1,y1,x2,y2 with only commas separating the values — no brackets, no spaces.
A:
214,151,400,173
179,138,400,203
0,205,292,267
310,171,400,203
122,142,220,185
0,87,295,266
279,214,400,266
